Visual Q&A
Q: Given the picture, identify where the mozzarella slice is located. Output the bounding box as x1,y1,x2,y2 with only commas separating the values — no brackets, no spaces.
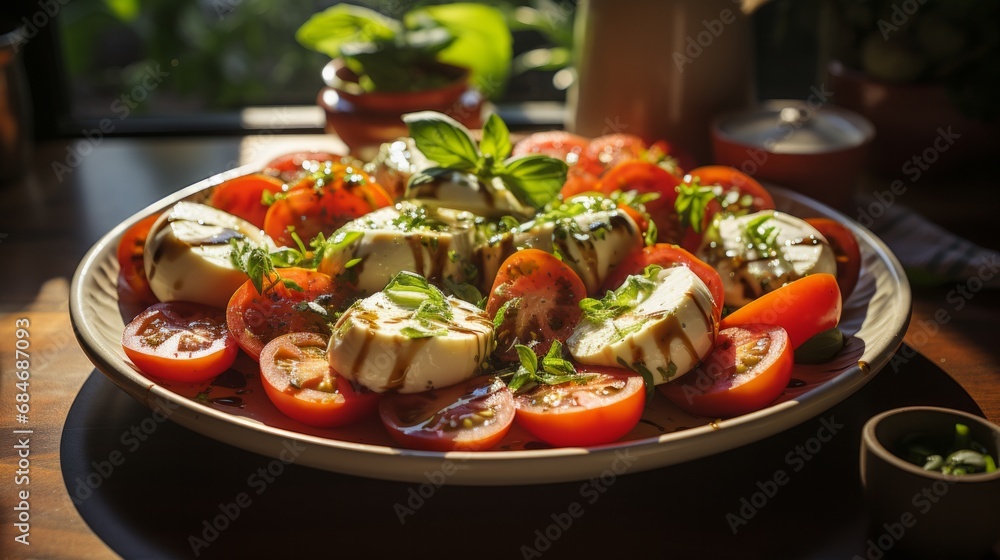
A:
317,203,479,295
327,292,494,393
406,170,532,220
514,196,642,294
567,266,716,384
143,202,275,308
696,210,838,308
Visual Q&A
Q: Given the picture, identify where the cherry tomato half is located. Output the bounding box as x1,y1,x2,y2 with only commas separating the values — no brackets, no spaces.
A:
263,163,392,247
259,332,381,427
719,273,842,349
485,249,588,362
378,376,515,451
804,218,861,300
514,367,645,447
596,160,684,243
659,323,793,418
116,213,161,306
209,173,286,230
226,267,350,361
122,302,238,383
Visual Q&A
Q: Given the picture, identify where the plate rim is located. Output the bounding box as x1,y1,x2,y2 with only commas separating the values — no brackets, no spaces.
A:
69,173,912,485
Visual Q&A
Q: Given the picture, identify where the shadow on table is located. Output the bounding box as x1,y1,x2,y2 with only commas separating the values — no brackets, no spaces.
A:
61,347,995,560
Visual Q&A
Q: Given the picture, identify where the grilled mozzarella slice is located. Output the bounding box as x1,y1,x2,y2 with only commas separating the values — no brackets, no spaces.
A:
143,202,275,308
514,195,642,295
696,210,837,308
317,202,479,295
327,288,494,393
567,266,716,384
406,170,532,220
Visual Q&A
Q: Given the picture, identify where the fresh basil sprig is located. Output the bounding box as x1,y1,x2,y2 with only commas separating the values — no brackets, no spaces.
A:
402,111,567,211
674,182,717,235
508,341,592,393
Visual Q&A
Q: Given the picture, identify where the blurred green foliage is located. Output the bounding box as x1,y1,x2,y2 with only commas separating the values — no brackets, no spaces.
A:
59,0,576,118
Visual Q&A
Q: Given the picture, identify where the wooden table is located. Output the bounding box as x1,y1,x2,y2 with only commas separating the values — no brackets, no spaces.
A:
1,135,997,559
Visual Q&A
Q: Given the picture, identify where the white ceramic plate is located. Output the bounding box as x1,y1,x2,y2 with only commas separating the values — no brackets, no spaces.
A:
70,168,911,485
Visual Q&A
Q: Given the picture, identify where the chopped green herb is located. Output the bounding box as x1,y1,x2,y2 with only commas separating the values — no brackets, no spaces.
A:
508,341,592,393
228,239,303,295
383,271,453,338
744,211,781,256
616,357,656,402
579,264,663,323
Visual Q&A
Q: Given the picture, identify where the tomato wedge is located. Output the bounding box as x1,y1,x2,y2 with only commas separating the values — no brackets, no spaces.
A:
719,273,842,349
659,324,793,418
259,332,381,427
209,173,286,229
577,133,649,176
514,367,645,447
596,160,684,243
263,163,392,247
116,214,160,306
378,376,515,451
601,244,725,327
226,267,349,361
804,218,861,300
122,302,238,383
485,249,588,362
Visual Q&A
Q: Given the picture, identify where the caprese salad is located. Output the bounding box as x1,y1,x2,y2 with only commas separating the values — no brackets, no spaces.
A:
116,111,860,451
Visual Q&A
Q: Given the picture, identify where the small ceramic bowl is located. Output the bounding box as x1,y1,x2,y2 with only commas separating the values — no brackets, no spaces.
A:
860,406,1000,558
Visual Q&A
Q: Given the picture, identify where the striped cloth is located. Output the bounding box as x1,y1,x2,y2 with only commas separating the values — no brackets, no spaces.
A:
858,196,1000,289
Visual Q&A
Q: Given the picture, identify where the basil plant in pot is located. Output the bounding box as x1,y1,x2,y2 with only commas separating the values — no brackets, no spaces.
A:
297,3,512,154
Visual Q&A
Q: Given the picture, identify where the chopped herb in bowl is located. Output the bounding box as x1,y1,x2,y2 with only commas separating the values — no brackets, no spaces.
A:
898,423,998,476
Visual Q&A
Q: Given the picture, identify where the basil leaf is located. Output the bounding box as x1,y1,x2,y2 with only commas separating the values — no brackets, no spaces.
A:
479,112,512,164
496,154,567,210
405,3,511,95
403,111,480,171
296,4,400,60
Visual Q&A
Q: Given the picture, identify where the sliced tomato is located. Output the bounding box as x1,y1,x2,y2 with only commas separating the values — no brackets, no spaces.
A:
264,151,344,183
719,273,842,349
596,161,684,243
485,249,588,362
209,173,286,229
226,267,350,361
804,218,861,300
601,244,725,327
259,332,381,427
116,214,161,306
514,366,645,447
512,131,590,165
122,302,238,383
378,376,515,451
263,163,392,247
659,324,793,418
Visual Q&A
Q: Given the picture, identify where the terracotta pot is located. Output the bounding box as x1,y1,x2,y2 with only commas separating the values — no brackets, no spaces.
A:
827,61,999,176
317,58,484,156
